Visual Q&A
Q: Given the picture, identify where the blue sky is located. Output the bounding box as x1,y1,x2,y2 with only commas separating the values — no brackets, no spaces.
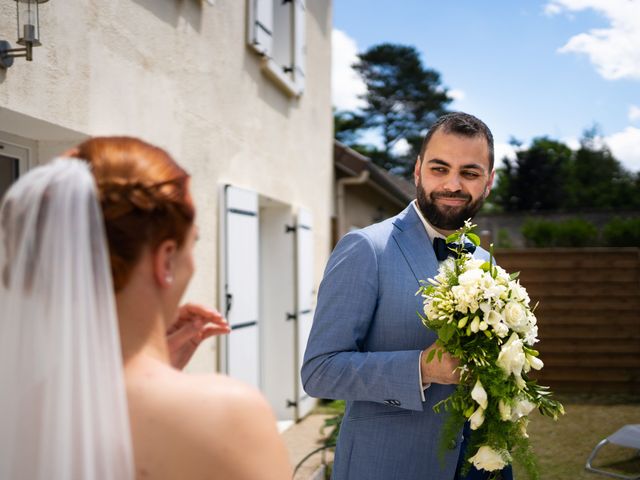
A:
331,0,640,171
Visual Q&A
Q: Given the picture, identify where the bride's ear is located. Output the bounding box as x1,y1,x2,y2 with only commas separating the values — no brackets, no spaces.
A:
153,239,178,288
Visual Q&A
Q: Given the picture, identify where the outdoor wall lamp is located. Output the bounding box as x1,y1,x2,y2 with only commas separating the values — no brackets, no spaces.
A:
0,0,49,69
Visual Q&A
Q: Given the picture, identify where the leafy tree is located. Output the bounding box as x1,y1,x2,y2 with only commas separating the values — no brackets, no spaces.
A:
565,127,640,209
494,137,572,211
335,43,452,177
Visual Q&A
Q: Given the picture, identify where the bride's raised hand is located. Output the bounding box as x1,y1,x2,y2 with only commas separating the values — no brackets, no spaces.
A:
167,303,230,370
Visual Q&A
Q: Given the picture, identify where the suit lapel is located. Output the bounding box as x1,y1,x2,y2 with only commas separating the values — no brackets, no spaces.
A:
391,204,440,285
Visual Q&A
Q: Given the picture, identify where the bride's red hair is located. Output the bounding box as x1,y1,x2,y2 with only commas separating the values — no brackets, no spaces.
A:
71,137,195,291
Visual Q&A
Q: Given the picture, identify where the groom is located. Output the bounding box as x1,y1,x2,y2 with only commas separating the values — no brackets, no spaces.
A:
302,112,512,479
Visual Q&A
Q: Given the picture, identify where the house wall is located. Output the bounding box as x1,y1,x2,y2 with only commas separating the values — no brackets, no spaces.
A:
0,0,333,372
342,184,408,233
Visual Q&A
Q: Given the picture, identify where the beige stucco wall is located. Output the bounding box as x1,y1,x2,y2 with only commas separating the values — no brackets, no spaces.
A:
342,184,408,232
0,0,333,372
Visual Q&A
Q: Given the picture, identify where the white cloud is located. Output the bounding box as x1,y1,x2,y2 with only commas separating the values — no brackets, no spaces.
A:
332,29,367,111
605,126,640,171
546,0,640,80
390,137,412,157
563,136,581,151
494,142,517,164
448,89,466,102
628,105,640,122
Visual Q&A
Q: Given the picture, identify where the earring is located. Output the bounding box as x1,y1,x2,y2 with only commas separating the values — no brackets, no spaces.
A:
165,274,173,285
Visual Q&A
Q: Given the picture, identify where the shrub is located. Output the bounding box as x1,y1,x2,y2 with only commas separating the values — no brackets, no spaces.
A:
521,218,599,247
521,219,557,247
602,217,640,247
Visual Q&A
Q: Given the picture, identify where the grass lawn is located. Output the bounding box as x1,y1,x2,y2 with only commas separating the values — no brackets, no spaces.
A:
514,393,640,480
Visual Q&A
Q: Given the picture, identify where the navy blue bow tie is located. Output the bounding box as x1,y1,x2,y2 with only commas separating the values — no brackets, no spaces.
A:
432,237,476,261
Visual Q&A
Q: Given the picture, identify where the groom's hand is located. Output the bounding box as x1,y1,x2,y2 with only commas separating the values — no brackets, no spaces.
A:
420,343,460,385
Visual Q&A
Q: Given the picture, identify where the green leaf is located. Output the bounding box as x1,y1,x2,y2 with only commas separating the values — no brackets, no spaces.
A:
466,233,481,246
480,261,491,272
426,348,436,363
437,349,443,362
509,271,520,280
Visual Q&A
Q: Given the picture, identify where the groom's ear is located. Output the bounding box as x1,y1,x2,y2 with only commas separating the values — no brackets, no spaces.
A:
153,239,178,288
484,170,496,198
414,156,421,186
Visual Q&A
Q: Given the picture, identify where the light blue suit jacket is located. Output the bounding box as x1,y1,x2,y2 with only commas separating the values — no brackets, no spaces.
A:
301,204,490,480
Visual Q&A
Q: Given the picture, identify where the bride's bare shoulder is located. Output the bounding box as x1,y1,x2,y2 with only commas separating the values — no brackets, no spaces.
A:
126,363,292,479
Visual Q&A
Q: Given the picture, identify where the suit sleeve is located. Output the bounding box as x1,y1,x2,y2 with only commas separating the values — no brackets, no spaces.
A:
301,231,425,412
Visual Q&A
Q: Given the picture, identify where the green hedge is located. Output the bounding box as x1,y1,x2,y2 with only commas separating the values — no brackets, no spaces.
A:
521,218,599,247
602,217,640,247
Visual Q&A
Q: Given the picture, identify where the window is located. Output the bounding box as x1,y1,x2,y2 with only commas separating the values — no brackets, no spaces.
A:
0,139,30,201
247,0,306,97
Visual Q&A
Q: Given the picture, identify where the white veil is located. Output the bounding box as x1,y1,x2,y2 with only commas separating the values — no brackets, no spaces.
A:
0,158,134,480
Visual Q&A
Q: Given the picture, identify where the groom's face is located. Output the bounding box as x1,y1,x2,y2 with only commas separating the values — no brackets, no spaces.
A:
414,130,494,233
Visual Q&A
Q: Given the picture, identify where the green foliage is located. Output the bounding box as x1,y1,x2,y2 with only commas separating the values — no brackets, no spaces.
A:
602,217,640,247
321,400,345,448
495,228,514,249
521,218,598,247
492,128,640,212
493,137,572,212
334,42,452,178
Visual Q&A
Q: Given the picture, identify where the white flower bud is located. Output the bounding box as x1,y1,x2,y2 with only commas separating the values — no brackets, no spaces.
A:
471,379,488,409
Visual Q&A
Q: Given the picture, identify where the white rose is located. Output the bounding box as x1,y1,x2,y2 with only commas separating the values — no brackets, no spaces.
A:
469,406,485,430
504,301,527,330
458,268,483,286
468,446,508,472
471,379,488,409
497,333,526,380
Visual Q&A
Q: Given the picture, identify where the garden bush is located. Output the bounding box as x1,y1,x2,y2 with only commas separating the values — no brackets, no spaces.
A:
521,218,598,247
602,217,640,247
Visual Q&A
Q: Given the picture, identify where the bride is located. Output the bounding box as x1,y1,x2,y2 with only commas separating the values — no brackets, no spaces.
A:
0,137,292,480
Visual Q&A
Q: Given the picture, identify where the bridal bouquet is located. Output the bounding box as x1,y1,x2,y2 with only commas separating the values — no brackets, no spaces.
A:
417,221,564,479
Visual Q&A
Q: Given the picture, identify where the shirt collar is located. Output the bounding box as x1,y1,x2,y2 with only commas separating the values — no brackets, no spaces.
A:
411,200,446,241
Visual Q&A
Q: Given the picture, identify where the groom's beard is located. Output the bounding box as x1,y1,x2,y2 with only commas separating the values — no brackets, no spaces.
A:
416,178,486,231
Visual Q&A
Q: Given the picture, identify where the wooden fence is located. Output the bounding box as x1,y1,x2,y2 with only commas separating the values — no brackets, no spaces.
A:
495,248,640,394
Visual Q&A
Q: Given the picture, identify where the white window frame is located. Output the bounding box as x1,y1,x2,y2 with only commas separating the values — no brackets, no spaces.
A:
247,0,306,97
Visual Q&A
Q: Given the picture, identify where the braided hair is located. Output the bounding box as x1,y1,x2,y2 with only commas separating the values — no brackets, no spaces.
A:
71,137,195,291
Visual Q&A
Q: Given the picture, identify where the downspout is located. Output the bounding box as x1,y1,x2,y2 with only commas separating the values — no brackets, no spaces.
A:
336,170,370,239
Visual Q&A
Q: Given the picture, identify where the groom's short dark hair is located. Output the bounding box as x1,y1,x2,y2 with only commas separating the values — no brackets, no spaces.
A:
419,112,494,171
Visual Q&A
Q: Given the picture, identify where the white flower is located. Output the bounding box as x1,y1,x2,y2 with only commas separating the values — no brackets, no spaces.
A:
510,280,530,303
498,399,511,421
451,285,479,314
497,333,526,385
511,397,536,420
470,316,480,333
468,446,508,472
471,379,488,409
493,322,509,338
469,406,485,430
485,309,503,326
458,268,484,286
504,301,527,331
525,353,544,372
